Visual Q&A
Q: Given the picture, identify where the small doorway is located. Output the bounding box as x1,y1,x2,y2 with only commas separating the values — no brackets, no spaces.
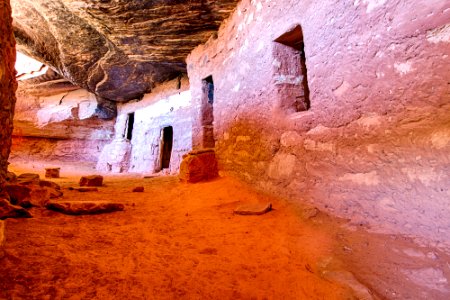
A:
201,75,215,148
160,126,173,170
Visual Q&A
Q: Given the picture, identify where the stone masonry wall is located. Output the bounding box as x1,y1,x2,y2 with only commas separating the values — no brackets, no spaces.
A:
97,77,192,174
187,0,450,248
0,0,17,190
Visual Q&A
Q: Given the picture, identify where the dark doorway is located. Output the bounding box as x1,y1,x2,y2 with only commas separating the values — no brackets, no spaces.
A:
160,126,173,170
126,112,135,140
201,76,215,148
274,25,310,112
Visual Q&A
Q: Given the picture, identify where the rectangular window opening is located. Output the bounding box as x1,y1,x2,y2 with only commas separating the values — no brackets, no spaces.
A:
274,25,310,113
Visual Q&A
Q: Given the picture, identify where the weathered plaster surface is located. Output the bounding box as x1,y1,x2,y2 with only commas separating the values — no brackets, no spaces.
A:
187,0,450,247
97,77,192,174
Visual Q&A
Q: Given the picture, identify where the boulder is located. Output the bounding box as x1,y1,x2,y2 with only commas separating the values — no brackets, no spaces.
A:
46,201,124,215
44,187,63,199
29,188,51,207
17,173,40,185
0,220,5,258
40,181,63,198
45,168,60,178
132,186,144,192
5,184,32,208
234,202,272,216
0,198,32,219
5,181,61,207
179,149,218,183
5,180,63,208
79,175,103,187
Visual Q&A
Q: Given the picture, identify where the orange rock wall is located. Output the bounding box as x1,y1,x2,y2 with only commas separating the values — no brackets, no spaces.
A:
0,0,17,187
187,0,450,248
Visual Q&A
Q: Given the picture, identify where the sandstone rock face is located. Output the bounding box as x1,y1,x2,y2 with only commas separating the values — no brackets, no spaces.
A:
11,81,114,166
0,220,5,258
79,175,103,187
46,201,124,215
10,137,111,165
11,0,239,102
0,0,17,199
179,149,218,183
13,86,114,140
0,198,32,219
187,0,450,247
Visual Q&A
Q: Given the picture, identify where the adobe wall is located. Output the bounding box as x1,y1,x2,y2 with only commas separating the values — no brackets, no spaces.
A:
97,77,192,174
187,0,450,248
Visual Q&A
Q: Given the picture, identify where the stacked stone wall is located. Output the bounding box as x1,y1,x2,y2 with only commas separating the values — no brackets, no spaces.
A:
187,0,450,248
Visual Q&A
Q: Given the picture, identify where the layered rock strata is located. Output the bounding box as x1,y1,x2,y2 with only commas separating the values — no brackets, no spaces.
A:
11,0,240,102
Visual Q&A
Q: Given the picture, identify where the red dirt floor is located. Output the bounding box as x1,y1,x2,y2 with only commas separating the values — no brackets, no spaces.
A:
1,160,449,299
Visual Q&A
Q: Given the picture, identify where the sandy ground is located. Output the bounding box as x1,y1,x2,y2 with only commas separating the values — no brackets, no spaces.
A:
1,160,449,299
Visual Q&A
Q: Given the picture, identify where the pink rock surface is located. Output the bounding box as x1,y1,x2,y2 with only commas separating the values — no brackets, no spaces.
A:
179,150,218,183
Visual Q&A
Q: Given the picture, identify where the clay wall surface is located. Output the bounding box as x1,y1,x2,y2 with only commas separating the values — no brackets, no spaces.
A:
187,0,450,248
0,0,17,186
97,77,192,174
11,86,114,164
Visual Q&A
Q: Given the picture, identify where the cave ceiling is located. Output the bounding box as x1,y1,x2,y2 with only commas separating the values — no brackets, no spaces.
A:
11,0,239,102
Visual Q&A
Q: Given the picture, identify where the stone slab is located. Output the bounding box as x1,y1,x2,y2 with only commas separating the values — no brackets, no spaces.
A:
234,202,272,215
68,187,99,192
17,173,40,185
46,200,124,215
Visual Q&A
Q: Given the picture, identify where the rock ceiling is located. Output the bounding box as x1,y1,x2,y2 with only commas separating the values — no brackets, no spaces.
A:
11,0,239,102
